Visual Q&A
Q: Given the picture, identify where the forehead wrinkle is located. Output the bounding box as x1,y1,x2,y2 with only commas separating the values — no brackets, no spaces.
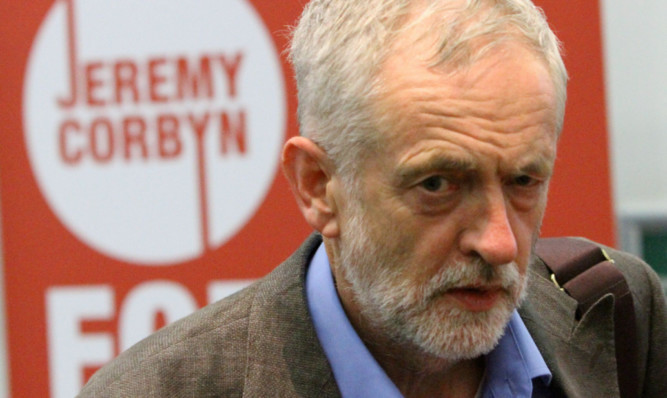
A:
413,102,557,153
383,118,555,182
415,90,555,125
385,75,557,131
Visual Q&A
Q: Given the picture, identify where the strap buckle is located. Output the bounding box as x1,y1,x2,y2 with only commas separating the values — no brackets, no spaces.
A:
550,273,565,292
601,248,615,263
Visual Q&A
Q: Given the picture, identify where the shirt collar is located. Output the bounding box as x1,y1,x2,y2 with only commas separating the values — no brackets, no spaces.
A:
306,243,403,398
306,243,551,398
483,312,552,397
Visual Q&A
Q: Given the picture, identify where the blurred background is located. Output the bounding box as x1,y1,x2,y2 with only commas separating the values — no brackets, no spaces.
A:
0,0,665,396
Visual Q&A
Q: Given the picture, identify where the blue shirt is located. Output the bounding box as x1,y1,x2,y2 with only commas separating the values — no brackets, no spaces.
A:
306,243,552,398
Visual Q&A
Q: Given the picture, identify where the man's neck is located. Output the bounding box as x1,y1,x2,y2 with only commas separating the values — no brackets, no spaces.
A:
363,334,485,398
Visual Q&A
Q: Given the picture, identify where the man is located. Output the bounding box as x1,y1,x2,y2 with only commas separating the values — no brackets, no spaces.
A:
79,0,667,397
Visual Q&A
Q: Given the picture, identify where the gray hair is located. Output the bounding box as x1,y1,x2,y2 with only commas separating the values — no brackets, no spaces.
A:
289,0,568,181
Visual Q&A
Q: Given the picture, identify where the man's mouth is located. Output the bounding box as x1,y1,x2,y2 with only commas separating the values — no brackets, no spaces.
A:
445,286,503,312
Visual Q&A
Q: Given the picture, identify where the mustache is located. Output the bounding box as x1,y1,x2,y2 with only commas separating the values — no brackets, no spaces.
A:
421,258,521,302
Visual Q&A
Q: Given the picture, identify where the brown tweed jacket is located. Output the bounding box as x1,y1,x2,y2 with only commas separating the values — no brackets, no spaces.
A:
78,234,667,397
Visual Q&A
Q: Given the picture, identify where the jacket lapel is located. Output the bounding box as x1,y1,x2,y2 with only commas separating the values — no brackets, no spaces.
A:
520,257,620,398
242,234,340,398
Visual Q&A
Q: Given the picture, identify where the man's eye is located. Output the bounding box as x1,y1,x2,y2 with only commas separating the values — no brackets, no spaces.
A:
420,176,447,192
513,175,536,187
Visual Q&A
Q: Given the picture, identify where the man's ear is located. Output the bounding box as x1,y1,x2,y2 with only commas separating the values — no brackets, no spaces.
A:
282,136,340,238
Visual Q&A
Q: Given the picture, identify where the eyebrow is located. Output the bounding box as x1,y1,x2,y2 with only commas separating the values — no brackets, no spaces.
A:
514,157,554,178
394,154,554,187
395,156,477,187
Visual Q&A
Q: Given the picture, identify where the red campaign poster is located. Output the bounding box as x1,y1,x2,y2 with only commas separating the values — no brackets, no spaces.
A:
0,1,613,397
0,1,309,397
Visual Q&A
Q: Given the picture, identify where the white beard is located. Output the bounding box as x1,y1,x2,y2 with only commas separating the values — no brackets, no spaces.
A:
338,208,528,363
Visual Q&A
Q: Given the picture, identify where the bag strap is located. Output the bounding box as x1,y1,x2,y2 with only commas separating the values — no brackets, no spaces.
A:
535,237,639,398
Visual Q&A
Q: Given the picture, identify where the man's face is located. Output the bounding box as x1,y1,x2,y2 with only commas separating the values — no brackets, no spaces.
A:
332,41,559,363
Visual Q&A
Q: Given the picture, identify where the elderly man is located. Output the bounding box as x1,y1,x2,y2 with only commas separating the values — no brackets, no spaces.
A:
79,0,667,397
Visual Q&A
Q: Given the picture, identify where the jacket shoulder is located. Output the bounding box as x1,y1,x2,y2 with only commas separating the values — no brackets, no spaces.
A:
77,283,258,397
78,234,326,397
537,237,667,397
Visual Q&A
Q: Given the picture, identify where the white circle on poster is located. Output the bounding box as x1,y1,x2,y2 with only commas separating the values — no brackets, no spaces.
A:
23,0,286,265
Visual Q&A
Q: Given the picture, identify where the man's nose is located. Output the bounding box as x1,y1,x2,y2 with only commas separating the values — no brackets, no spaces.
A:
459,192,519,266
